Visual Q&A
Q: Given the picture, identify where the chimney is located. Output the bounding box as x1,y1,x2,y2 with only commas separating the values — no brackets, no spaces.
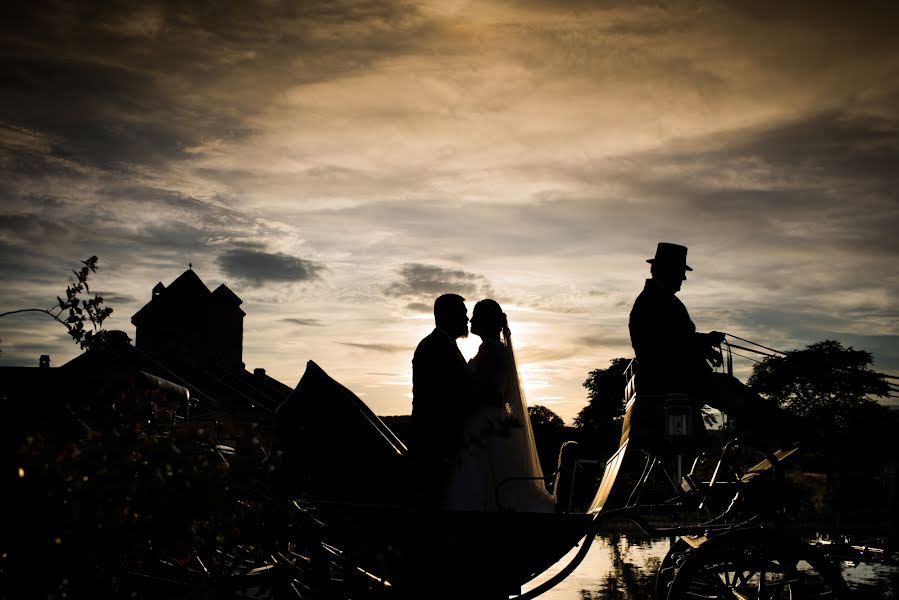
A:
253,368,266,376
39,355,50,368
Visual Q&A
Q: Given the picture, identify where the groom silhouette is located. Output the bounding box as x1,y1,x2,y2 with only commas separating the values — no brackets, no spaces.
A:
411,293,474,506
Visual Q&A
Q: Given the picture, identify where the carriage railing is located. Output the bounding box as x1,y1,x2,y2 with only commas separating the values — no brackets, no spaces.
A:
493,438,581,513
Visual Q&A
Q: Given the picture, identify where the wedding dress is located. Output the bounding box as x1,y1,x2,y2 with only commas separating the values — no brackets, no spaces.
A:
443,339,555,512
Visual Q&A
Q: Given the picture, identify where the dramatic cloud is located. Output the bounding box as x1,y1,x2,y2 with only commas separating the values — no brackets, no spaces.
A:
0,213,72,246
281,318,324,327
338,342,407,354
384,263,496,307
217,250,324,286
2,1,898,419
91,291,139,305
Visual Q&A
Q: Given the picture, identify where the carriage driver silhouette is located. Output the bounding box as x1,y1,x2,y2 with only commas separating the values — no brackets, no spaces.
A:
629,242,793,448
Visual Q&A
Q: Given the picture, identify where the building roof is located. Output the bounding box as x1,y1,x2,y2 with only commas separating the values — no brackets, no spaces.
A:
132,269,245,326
59,337,291,422
211,284,242,307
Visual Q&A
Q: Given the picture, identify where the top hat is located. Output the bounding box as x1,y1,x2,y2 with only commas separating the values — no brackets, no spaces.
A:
647,242,692,271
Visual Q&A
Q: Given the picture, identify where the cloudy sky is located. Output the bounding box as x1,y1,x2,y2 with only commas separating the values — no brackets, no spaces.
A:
2,0,898,421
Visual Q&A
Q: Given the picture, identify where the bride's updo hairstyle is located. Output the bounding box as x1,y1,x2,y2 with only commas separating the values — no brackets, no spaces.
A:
472,299,511,345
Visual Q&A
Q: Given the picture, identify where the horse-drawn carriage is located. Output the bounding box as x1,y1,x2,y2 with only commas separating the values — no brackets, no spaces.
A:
266,337,854,600
129,338,865,599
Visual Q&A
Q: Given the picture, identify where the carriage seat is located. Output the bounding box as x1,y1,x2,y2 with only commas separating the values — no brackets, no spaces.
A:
618,360,706,454
588,361,708,513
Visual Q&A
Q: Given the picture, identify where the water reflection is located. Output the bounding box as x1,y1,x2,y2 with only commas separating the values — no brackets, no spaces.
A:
812,532,899,598
522,533,898,599
840,558,899,598
522,533,669,599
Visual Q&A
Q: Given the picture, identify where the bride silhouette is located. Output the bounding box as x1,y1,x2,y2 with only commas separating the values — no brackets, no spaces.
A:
443,299,554,512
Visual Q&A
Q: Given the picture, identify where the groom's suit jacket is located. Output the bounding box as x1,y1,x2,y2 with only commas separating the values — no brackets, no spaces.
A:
411,328,472,501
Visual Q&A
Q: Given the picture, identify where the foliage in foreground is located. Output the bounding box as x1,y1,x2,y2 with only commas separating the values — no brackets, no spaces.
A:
2,382,273,598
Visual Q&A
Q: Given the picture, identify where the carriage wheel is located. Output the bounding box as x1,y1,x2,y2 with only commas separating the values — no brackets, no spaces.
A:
655,538,690,600
665,529,849,600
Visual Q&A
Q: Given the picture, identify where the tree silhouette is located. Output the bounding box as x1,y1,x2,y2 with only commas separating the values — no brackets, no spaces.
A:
527,405,567,476
747,340,890,427
0,256,114,353
749,340,897,525
575,358,630,431
528,404,565,430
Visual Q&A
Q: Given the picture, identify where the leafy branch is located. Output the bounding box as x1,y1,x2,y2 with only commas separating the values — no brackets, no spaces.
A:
0,256,114,352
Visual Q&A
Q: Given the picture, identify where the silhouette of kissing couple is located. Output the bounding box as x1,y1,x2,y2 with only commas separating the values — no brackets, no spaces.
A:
411,294,553,513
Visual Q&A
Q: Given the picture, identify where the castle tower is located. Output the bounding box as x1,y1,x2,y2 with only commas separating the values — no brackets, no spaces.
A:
131,269,245,370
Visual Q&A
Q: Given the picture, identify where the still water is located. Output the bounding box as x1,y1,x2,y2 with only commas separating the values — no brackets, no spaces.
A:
521,533,898,599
